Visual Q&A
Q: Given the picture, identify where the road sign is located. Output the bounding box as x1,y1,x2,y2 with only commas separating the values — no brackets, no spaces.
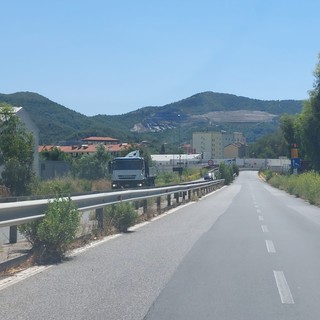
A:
291,148,299,158
291,158,301,169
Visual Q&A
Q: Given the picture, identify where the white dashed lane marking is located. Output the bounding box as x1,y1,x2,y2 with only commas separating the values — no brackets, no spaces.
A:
273,270,295,304
265,240,276,253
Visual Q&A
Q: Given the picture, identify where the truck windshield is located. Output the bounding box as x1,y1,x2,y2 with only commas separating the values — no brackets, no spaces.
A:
113,159,143,170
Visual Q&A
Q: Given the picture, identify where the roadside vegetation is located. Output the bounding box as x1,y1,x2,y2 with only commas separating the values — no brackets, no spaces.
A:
259,54,320,207
249,54,320,163
19,196,80,264
217,163,239,185
262,170,320,206
0,103,35,196
104,203,138,233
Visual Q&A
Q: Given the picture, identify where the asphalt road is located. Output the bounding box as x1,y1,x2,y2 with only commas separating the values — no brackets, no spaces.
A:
1,171,320,319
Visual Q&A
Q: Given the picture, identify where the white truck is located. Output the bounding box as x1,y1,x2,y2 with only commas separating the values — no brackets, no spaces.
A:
109,150,156,189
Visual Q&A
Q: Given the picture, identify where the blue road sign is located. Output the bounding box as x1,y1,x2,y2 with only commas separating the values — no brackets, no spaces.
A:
291,158,301,168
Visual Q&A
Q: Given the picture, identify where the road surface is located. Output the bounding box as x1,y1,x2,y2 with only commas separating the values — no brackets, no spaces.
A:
1,171,320,319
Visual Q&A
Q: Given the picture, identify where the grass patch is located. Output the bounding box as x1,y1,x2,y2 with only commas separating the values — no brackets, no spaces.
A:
268,171,320,206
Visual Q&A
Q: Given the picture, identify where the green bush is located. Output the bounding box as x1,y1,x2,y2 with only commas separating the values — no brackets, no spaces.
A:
232,163,239,176
180,168,202,181
219,163,234,185
261,169,275,181
156,172,180,186
32,177,92,196
105,202,138,233
19,196,80,264
156,168,204,186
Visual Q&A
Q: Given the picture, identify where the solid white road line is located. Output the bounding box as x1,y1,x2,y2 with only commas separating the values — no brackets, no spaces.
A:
261,225,269,233
265,240,276,253
273,270,295,304
0,265,51,291
258,215,264,221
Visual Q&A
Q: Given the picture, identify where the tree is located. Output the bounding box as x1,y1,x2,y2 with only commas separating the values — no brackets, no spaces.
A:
298,54,320,170
279,114,300,157
249,129,287,159
40,146,68,161
160,143,166,154
218,162,234,185
71,144,112,180
0,103,35,195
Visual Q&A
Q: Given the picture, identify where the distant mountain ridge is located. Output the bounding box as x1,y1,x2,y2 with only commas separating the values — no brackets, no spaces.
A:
0,91,303,146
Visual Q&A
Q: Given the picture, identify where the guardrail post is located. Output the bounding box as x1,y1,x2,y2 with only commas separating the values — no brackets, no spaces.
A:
143,199,148,214
188,190,191,200
174,192,180,204
167,194,171,207
9,225,18,244
157,196,161,213
96,207,104,229
8,197,18,243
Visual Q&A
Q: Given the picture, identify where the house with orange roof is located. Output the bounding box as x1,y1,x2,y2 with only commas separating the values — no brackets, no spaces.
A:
39,138,131,158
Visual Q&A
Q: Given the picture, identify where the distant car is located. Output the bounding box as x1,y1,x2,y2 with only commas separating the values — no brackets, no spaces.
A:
204,172,214,180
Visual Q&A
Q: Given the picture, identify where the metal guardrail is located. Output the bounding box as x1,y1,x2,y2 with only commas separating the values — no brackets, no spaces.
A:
0,180,224,229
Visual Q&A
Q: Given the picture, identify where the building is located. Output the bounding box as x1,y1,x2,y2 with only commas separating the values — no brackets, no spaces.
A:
38,137,131,179
39,142,130,158
39,136,132,158
224,142,248,159
192,131,247,159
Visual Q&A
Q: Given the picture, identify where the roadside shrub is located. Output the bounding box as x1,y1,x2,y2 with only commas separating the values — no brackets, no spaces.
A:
156,172,180,186
18,219,41,247
261,169,275,181
219,163,234,185
156,168,204,186
232,163,239,176
19,196,80,264
105,202,138,233
32,177,92,196
180,168,202,182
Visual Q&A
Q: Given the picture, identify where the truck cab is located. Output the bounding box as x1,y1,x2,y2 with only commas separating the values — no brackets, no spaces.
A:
109,152,156,189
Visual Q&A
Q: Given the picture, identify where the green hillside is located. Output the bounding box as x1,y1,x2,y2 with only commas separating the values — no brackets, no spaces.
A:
0,91,303,148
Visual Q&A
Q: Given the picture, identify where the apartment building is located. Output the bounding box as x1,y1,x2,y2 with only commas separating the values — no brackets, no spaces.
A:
192,131,247,159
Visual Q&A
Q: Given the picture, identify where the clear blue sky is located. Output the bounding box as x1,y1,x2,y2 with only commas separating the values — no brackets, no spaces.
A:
2,0,319,116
